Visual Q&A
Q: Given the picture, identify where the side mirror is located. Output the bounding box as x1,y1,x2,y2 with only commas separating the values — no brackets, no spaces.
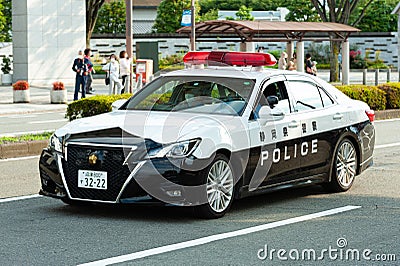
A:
258,105,285,123
267,95,279,108
112,99,127,111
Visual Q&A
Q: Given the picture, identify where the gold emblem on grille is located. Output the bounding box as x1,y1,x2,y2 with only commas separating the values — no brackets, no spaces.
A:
88,154,98,165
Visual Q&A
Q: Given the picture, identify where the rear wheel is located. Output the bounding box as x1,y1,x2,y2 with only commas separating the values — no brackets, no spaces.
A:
194,154,235,219
325,139,357,192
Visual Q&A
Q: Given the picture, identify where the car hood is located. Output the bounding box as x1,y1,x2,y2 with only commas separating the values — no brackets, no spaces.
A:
56,110,239,144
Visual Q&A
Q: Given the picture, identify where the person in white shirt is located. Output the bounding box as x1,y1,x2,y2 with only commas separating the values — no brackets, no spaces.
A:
102,54,123,95
278,51,288,70
119,50,131,93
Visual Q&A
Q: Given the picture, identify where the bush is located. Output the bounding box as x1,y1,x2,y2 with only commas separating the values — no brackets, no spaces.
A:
1,56,12,74
378,83,400,109
316,63,330,69
159,54,184,70
93,65,106,75
52,81,65,90
12,80,29,90
66,94,132,121
335,84,386,111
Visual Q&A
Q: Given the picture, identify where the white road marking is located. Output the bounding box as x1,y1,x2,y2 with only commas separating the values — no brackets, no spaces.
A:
375,142,400,149
78,205,361,266
0,194,41,204
1,115,38,119
375,118,400,123
0,155,39,162
29,119,66,124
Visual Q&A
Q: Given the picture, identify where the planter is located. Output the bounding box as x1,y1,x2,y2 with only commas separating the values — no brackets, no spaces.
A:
13,89,30,103
50,89,67,104
1,73,12,85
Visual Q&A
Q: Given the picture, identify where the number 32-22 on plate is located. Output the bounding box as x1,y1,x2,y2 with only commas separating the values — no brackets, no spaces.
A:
78,170,107,190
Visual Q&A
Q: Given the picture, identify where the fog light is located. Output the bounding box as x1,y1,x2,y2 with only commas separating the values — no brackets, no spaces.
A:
166,190,182,197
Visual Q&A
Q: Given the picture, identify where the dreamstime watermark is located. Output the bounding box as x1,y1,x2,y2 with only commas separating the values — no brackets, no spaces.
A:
257,237,397,262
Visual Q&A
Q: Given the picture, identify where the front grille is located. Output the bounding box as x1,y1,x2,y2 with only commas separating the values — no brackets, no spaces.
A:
62,144,136,202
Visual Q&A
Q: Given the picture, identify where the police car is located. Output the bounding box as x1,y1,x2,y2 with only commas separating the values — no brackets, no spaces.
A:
39,51,375,218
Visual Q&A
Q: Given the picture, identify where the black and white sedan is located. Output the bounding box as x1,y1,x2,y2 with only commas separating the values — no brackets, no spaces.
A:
39,51,375,218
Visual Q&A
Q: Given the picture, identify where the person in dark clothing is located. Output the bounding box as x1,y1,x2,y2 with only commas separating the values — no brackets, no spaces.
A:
72,50,88,101
84,48,94,94
305,53,314,75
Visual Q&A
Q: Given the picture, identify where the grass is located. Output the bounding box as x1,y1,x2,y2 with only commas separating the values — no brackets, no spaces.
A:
0,132,53,144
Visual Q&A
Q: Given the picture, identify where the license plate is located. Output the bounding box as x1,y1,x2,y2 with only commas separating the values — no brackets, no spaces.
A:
78,170,107,190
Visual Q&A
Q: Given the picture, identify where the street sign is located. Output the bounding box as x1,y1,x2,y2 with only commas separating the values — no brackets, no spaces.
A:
181,10,191,26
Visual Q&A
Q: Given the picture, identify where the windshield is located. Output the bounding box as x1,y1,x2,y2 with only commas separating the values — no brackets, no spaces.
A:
124,76,255,116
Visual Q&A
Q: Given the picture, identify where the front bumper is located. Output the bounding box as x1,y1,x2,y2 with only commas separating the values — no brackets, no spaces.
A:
39,147,211,206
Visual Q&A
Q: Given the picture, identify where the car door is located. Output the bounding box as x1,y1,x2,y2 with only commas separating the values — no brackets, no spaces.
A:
245,75,303,191
285,76,345,179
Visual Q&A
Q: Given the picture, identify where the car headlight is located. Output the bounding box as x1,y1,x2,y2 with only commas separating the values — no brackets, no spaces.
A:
49,134,63,153
146,139,200,159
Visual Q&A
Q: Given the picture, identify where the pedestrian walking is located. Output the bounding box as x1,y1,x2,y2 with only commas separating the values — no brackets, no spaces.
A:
84,48,94,94
119,50,131,93
311,61,318,76
278,51,288,70
305,53,314,75
72,50,88,101
288,52,297,71
102,54,123,95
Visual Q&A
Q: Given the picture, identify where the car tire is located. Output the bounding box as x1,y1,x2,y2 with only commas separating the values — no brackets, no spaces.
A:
194,154,235,219
324,138,358,192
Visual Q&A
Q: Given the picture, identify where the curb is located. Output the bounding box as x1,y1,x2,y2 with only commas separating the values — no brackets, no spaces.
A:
375,109,400,120
0,140,48,159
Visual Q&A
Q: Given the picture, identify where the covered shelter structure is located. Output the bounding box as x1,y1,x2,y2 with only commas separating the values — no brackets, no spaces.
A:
177,21,360,84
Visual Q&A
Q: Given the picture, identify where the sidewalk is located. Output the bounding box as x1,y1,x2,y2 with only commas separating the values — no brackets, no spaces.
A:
0,79,110,116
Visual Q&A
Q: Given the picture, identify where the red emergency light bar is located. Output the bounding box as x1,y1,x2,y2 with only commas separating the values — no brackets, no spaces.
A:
183,51,277,67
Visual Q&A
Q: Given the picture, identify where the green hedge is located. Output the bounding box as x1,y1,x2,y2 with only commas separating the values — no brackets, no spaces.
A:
377,83,400,109
93,65,106,75
66,94,132,121
335,84,387,111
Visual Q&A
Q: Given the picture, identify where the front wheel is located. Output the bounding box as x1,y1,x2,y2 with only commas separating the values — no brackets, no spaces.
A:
194,154,235,219
325,139,358,192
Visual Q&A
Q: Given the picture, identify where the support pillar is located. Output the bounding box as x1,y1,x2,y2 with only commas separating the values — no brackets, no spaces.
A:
286,41,294,60
240,42,255,52
296,42,304,72
342,41,350,85
125,0,133,93
398,13,400,81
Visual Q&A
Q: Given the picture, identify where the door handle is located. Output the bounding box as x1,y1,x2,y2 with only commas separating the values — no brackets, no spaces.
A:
333,113,343,120
288,121,299,128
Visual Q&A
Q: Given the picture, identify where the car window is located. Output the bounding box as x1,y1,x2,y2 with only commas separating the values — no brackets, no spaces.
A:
251,81,291,120
124,76,255,116
289,81,324,112
319,87,335,107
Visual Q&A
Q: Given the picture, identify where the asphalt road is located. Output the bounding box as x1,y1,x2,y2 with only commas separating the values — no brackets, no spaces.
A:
0,119,399,265
0,111,68,136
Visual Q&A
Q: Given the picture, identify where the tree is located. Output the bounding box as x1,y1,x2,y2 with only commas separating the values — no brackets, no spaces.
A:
94,0,126,35
355,0,397,32
199,8,219,21
283,0,320,22
236,5,254,20
310,0,374,82
0,0,11,42
86,0,106,47
153,0,200,33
